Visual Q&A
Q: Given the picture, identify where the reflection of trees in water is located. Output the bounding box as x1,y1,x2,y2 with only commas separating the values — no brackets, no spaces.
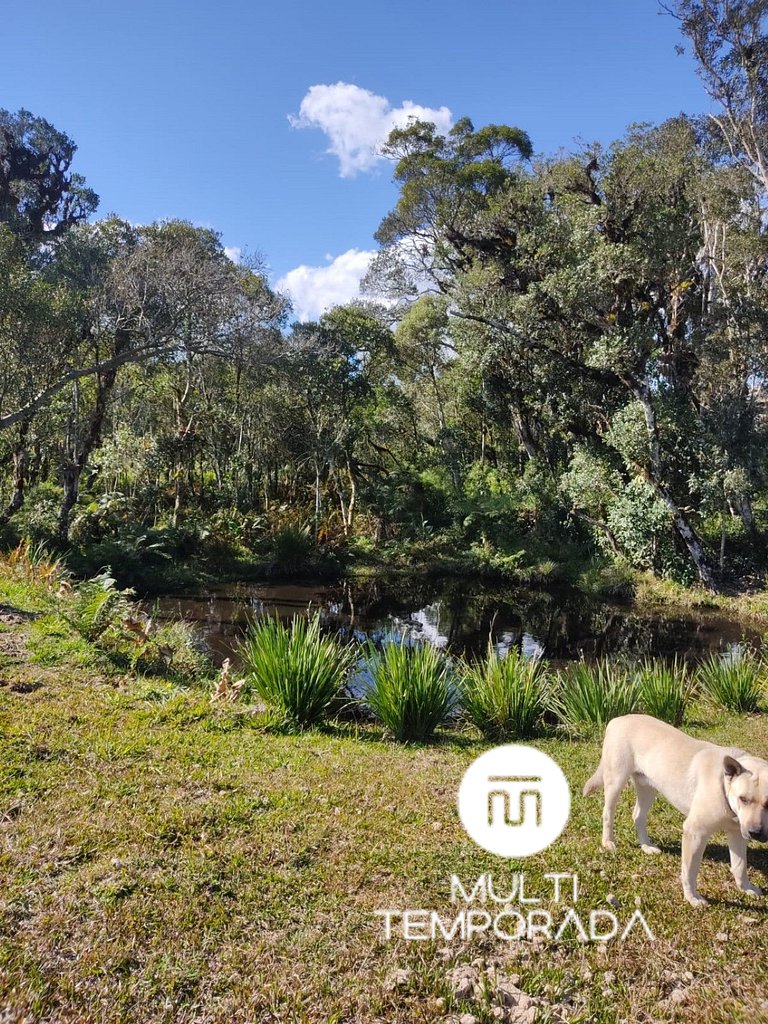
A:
153,576,763,665
328,579,760,664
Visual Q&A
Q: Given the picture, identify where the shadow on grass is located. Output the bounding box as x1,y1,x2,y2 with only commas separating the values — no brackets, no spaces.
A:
0,603,39,620
652,837,768,908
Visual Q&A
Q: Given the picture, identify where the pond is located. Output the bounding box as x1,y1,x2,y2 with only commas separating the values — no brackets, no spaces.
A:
149,576,764,668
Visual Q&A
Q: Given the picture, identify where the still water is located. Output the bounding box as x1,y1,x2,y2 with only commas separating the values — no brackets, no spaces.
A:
150,576,764,667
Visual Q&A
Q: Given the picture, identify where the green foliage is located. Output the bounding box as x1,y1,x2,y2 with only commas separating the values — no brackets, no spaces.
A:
554,660,640,732
606,480,675,574
12,482,63,546
270,525,315,574
696,650,764,713
68,571,134,641
637,657,692,725
363,640,457,742
460,644,550,740
238,615,355,729
576,559,635,601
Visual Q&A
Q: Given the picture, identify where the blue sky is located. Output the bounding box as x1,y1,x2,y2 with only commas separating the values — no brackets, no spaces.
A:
4,0,707,319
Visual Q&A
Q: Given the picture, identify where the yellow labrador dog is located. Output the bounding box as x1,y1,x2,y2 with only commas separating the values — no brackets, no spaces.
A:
584,714,768,907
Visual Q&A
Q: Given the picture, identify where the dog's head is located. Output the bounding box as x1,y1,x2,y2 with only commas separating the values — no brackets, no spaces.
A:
724,755,768,842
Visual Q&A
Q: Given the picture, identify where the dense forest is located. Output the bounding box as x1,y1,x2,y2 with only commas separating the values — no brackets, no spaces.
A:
2,0,768,594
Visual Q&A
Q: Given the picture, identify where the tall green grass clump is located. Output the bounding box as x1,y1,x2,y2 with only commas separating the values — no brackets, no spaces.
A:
460,644,550,740
554,660,640,732
364,641,456,742
637,657,691,725
696,650,763,713
238,615,355,729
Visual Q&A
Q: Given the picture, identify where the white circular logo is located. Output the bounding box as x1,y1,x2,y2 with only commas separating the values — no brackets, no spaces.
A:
458,744,571,857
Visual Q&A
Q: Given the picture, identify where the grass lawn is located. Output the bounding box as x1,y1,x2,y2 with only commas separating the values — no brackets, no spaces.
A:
1,579,768,1023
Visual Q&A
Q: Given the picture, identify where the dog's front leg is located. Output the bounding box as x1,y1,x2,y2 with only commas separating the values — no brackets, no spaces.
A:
726,826,763,897
681,820,710,907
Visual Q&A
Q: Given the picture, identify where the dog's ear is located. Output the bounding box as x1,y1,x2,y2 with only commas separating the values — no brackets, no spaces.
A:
724,755,746,779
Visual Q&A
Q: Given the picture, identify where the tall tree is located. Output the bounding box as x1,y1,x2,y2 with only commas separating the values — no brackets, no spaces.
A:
0,108,98,243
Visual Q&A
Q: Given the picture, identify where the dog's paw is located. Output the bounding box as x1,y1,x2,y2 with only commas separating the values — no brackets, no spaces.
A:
640,844,661,855
685,893,708,909
740,883,763,897
601,839,616,853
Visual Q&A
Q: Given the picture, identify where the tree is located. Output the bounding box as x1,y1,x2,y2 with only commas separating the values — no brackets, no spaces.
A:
372,114,768,587
668,1,768,192
0,108,98,243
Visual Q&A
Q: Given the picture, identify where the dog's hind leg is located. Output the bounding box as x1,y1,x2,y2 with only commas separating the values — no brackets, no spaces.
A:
601,767,630,852
632,776,660,854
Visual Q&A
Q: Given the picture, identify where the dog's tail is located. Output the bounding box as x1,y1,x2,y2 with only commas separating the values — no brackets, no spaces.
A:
582,762,603,797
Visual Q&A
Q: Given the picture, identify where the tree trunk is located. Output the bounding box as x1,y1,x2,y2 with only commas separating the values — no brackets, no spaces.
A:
510,402,537,460
57,331,127,544
57,463,81,544
1,418,30,523
631,378,716,590
735,492,757,536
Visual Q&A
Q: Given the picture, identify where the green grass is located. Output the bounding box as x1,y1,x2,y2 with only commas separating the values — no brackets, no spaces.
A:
697,650,764,713
238,614,356,729
2,566,768,1022
554,660,641,733
364,640,457,742
459,644,550,740
2,650,768,1023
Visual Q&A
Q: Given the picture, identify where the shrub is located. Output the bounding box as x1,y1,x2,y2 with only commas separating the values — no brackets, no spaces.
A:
133,620,210,681
696,650,763,713
460,644,550,740
364,641,456,742
637,657,691,725
554,660,640,732
238,614,355,729
69,571,135,641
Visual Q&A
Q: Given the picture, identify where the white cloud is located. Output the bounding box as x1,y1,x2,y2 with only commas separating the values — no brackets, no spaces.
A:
289,82,453,177
277,248,376,321
224,246,242,263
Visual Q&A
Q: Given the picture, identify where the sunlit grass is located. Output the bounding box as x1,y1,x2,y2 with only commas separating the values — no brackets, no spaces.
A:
696,649,764,713
637,656,692,725
554,659,640,732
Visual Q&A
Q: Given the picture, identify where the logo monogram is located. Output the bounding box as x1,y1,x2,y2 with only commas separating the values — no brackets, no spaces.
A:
458,746,570,858
487,776,543,828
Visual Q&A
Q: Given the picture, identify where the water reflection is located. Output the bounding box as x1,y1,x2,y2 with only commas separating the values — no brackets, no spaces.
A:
148,576,764,668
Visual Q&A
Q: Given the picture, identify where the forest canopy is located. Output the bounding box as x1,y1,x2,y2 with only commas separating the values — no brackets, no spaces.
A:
2,1,768,594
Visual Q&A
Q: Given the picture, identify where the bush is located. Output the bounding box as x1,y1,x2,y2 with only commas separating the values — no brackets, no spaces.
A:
696,650,763,713
364,641,456,742
270,524,315,574
238,615,355,729
69,571,134,641
460,644,550,740
133,620,210,681
554,660,640,732
637,657,691,725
